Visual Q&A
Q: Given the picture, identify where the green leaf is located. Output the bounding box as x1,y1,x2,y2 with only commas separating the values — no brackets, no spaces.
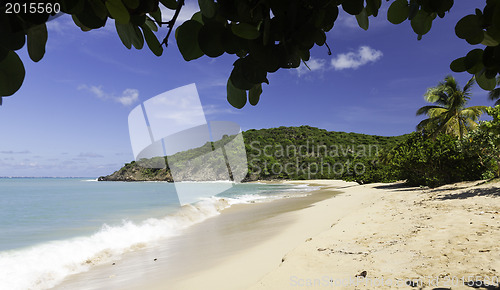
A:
455,15,484,45
160,0,178,10
476,72,496,90
116,22,142,49
26,24,48,63
198,0,216,18
0,24,25,51
231,57,267,89
88,0,108,19
248,83,262,106
61,0,85,14
482,31,500,46
299,50,310,62
366,0,381,17
130,14,147,26
231,23,260,40
411,10,434,38
106,0,130,24
141,24,163,56
341,0,364,16
191,12,205,24
176,20,204,61
150,9,162,26
74,8,107,29
72,15,92,31
0,51,25,97
227,78,247,109
436,0,453,14
131,25,144,49
313,29,326,46
221,28,241,54
450,57,467,73
485,69,497,79
0,47,8,62
355,8,369,30
483,46,499,70
263,17,271,46
408,0,419,20
145,18,158,32
198,23,225,58
122,0,139,9
465,49,484,74
387,0,409,24
321,3,339,31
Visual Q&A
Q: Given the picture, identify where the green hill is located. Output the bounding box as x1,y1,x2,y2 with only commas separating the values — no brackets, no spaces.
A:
98,126,408,182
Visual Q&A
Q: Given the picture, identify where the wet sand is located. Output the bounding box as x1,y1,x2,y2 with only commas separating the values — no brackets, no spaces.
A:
55,181,350,289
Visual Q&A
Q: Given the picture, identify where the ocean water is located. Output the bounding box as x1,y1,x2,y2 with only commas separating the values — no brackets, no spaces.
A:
0,178,316,290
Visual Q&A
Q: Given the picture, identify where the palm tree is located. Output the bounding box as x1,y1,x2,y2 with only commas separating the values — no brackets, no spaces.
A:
416,75,486,139
487,76,500,106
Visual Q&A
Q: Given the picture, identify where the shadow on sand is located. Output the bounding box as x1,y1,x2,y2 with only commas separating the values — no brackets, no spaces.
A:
372,183,419,192
434,187,500,200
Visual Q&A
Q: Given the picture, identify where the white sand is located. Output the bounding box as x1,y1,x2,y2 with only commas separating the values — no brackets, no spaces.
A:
251,180,500,289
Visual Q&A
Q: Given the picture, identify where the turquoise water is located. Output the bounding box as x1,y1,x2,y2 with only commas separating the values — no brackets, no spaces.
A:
0,178,315,289
0,178,180,251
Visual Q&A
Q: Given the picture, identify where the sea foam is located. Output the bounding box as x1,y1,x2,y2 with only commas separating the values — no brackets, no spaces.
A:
0,197,231,290
0,184,318,289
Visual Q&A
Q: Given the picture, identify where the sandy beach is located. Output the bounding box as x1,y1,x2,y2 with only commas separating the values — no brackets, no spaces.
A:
56,179,500,289
252,180,500,290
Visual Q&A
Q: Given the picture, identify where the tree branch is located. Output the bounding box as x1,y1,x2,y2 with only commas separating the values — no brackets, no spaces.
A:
160,0,185,48
325,42,332,55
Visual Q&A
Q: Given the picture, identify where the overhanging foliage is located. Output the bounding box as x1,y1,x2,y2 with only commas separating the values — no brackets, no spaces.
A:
1,0,500,107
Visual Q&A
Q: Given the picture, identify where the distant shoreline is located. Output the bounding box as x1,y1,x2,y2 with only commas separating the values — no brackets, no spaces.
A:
0,176,96,179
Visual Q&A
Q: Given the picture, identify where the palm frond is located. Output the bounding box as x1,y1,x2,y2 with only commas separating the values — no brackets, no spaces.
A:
416,105,444,116
460,107,486,120
443,75,459,93
427,107,448,118
488,88,500,102
416,75,481,139
463,76,476,95
416,118,433,132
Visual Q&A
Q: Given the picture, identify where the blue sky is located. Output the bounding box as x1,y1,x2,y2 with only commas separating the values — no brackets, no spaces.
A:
0,1,494,177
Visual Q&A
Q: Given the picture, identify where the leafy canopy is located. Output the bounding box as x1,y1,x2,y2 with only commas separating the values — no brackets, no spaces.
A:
386,132,490,187
2,0,500,107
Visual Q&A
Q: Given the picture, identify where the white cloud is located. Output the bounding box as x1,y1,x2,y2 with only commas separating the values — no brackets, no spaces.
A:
331,46,383,70
296,58,327,77
117,89,139,106
78,85,139,106
294,46,383,76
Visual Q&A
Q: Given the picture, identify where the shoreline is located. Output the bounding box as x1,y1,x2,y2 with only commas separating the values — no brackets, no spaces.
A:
56,179,500,289
55,180,352,289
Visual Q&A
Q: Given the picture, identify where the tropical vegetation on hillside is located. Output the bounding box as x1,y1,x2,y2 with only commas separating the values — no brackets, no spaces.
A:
99,126,408,182
101,75,500,188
